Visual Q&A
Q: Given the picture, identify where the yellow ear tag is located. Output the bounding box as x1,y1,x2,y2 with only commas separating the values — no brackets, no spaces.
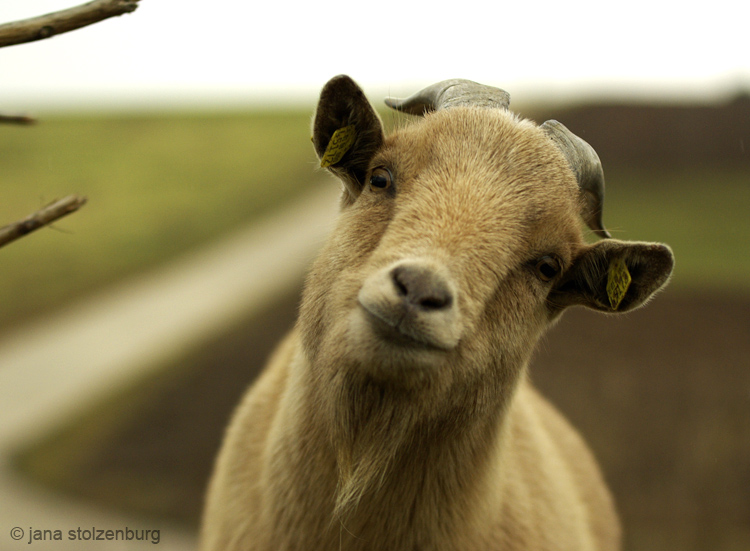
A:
606,257,632,310
320,125,356,168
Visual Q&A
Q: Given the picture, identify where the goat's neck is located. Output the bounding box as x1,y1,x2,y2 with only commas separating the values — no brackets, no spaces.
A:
269,349,523,549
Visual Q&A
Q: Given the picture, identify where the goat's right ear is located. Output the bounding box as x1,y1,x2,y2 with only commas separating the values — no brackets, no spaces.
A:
313,75,385,203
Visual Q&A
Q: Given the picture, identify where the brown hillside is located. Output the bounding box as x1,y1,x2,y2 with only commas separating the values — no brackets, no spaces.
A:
531,93,750,168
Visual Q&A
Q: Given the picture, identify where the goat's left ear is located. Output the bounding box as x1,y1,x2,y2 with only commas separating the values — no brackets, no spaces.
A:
550,240,674,313
313,75,385,203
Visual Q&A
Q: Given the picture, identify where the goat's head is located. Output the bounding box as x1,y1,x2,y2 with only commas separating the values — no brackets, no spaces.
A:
301,75,673,393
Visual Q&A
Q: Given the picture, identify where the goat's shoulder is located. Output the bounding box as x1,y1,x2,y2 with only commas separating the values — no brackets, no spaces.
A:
500,379,621,549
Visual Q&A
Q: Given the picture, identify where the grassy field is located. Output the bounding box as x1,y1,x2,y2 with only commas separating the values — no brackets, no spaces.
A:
0,110,320,328
602,165,750,294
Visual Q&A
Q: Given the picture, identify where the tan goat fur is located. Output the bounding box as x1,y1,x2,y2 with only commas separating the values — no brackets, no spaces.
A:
200,76,674,551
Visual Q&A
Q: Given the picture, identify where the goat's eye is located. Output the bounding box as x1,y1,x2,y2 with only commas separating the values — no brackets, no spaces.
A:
369,167,393,190
535,256,561,282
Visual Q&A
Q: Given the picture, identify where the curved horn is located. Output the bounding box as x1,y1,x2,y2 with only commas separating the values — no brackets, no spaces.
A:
541,120,611,238
385,79,510,115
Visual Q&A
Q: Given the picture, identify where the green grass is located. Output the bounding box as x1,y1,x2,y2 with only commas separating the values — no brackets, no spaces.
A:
0,110,320,328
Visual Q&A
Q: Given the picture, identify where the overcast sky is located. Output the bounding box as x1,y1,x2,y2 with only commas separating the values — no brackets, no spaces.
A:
1,0,748,111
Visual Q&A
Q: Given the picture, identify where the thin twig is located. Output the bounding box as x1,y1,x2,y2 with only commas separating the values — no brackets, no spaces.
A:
0,0,140,49
0,195,88,249
0,114,36,125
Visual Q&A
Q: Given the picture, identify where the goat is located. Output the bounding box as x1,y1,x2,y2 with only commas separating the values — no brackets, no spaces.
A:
200,75,674,551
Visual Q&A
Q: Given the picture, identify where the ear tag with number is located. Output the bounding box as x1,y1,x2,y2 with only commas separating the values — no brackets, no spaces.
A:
320,125,356,168
607,257,632,310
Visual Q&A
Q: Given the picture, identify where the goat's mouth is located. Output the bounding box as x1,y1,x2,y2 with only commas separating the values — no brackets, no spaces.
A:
356,302,458,352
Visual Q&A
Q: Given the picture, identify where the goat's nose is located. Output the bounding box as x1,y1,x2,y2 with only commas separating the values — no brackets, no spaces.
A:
390,264,453,311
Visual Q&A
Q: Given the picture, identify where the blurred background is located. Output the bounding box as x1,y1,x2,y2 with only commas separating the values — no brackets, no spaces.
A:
0,1,748,550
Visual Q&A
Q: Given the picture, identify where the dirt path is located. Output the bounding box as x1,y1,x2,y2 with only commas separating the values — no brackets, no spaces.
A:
0,181,339,550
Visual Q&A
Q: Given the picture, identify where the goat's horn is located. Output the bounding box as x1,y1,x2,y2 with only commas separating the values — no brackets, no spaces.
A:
541,120,611,239
385,79,511,115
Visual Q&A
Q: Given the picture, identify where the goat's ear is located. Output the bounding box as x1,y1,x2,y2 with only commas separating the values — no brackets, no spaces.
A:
550,240,674,313
313,75,385,203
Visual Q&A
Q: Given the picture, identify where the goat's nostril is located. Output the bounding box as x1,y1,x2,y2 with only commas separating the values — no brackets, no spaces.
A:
393,271,409,298
390,264,454,311
420,294,452,309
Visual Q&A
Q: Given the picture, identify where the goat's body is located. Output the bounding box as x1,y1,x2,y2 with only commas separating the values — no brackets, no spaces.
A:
200,76,673,551
201,328,620,551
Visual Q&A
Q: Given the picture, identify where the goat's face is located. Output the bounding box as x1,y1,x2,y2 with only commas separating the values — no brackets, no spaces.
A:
300,76,673,392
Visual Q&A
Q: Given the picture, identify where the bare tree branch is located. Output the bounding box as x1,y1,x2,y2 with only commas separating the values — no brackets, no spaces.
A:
0,196,88,249
0,114,36,125
0,0,140,49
